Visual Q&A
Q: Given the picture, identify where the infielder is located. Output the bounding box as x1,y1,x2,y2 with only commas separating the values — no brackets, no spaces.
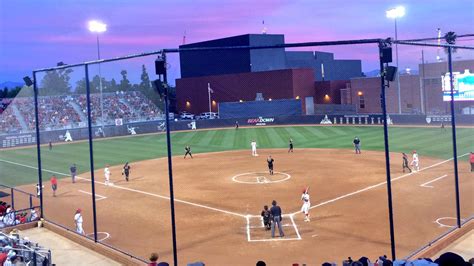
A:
70,163,77,183
74,208,84,235
402,153,412,173
411,150,420,172
251,140,258,156
267,155,274,175
184,145,193,159
353,136,361,154
122,162,131,181
301,187,311,222
104,164,111,186
288,138,294,153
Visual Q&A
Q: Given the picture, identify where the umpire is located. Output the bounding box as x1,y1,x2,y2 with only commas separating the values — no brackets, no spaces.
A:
270,200,284,238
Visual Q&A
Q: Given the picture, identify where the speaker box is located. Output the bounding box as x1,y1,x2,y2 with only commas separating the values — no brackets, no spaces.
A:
381,47,392,63
23,76,33,86
155,59,166,75
385,66,398,82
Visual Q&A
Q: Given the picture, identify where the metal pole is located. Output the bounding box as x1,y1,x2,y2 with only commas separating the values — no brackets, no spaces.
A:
85,64,99,242
420,50,426,114
379,43,396,260
208,83,212,114
447,47,461,228
11,188,14,210
395,19,402,114
97,34,105,132
32,72,44,218
163,54,178,266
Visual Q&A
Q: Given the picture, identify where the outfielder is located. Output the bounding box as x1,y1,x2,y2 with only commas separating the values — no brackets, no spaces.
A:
104,164,112,186
411,150,420,172
74,208,84,235
301,187,311,222
251,140,258,156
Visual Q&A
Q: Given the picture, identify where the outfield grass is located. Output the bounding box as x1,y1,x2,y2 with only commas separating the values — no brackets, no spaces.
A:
0,125,473,187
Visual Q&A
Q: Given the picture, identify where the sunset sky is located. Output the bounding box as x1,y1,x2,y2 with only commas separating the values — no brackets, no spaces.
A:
1,0,473,83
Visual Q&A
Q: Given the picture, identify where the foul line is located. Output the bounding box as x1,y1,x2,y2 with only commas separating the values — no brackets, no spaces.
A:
0,158,246,218
420,175,448,188
289,153,468,216
78,190,107,201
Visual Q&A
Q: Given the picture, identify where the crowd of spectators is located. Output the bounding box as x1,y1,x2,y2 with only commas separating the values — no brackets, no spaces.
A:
0,229,51,265
0,99,21,134
271,253,474,266
0,202,39,229
0,91,162,134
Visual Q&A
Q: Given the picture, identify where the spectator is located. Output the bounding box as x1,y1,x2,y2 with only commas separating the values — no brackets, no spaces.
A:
434,252,469,266
157,263,169,266
148,252,159,266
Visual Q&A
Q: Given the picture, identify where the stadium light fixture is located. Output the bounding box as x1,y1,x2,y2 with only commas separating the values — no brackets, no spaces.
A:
269,98,272,101
295,96,300,100
88,20,107,33
239,99,243,102
386,6,405,19
358,91,363,96
88,20,107,130
386,6,405,114
186,101,191,106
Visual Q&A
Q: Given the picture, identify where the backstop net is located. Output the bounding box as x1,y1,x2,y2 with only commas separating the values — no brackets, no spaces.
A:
2,36,472,265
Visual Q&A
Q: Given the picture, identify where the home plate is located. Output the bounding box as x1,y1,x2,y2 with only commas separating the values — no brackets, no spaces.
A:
312,234,318,237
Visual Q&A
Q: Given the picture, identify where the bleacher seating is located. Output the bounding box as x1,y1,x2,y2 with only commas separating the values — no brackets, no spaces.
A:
0,229,51,265
0,91,163,134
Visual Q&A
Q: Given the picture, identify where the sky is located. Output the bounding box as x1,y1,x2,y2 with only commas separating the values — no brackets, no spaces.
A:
1,0,473,84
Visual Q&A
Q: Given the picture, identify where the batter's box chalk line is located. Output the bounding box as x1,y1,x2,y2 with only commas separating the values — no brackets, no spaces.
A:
246,214,302,242
232,172,291,184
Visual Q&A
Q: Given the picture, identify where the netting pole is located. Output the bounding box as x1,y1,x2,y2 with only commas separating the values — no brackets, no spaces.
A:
379,42,396,260
447,46,461,228
10,188,14,209
32,71,44,218
161,53,178,266
85,64,99,242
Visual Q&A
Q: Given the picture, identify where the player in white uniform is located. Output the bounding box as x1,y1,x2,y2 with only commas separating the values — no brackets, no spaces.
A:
104,165,112,186
74,208,84,235
301,188,311,222
411,150,420,172
251,140,258,156
64,130,73,142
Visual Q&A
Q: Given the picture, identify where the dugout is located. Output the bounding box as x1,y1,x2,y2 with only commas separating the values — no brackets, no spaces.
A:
218,99,302,119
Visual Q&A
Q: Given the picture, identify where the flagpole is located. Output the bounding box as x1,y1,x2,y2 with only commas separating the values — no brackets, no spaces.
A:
208,83,212,114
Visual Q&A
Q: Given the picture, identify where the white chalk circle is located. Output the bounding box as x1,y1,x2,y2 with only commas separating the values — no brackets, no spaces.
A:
434,217,465,228
86,232,110,242
232,172,291,184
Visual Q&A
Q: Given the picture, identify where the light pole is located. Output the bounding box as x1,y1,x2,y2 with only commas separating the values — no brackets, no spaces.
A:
88,20,107,131
386,6,405,114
